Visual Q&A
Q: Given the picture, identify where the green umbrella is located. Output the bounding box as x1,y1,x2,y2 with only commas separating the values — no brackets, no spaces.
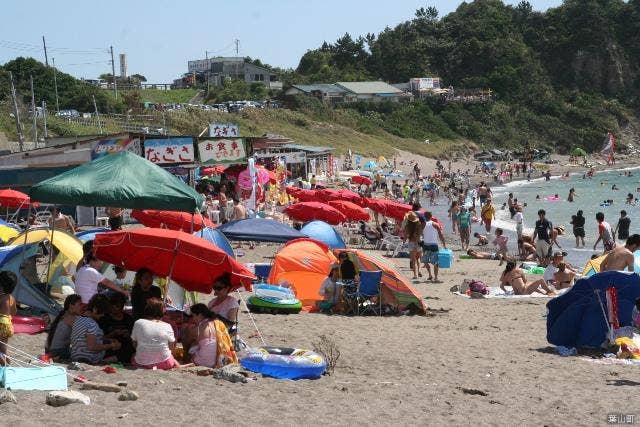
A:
572,147,587,157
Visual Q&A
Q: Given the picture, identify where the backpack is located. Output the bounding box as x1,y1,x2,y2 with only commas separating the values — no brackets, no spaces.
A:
468,280,489,295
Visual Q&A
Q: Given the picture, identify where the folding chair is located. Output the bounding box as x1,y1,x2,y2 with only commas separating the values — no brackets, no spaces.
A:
357,270,383,316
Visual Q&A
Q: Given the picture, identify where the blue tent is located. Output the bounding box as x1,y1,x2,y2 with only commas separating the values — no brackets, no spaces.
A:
0,244,62,316
481,161,496,169
363,160,377,171
300,221,346,249
217,218,305,243
546,271,640,348
195,227,235,258
76,228,111,242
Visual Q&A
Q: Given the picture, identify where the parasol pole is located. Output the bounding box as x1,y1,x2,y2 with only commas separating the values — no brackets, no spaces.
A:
46,210,57,288
163,238,180,310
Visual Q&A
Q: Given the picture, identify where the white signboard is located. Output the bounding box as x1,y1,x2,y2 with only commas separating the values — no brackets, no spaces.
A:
144,138,195,164
198,138,246,164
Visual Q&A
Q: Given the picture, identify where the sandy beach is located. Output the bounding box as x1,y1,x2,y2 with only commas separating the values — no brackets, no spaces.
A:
3,151,640,426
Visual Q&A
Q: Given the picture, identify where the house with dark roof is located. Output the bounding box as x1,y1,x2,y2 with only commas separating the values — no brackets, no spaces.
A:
284,84,349,103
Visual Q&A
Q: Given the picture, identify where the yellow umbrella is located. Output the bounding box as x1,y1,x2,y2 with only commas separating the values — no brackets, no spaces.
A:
0,225,19,243
10,228,84,265
582,254,607,277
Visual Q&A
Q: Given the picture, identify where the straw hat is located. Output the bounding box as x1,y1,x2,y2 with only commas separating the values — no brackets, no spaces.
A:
406,211,419,223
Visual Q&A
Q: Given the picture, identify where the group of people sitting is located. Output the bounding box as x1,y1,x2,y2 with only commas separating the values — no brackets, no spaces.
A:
46,268,240,370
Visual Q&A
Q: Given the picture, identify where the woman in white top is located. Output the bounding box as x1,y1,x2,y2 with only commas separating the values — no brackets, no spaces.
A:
131,298,181,370
74,254,127,304
207,273,239,322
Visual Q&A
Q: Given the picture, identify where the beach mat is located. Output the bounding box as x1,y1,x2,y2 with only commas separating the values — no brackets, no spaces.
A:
452,286,568,299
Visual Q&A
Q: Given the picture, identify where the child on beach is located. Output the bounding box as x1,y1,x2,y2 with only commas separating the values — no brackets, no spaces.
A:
493,228,509,266
458,207,471,251
473,232,488,246
0,271,17,366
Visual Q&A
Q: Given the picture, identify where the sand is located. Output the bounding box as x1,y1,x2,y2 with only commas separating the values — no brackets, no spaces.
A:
3,151,640,426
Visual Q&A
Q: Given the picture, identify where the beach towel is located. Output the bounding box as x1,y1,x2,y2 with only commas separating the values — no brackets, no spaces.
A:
452,286,568,299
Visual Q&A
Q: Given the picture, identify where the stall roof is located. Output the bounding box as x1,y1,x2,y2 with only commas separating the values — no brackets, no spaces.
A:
281,144,335,153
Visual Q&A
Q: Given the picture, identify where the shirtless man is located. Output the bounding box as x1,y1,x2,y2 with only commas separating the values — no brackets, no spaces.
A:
49,207,75,233
231,198,247,221
553,263,576,289
106,207,124,231
600,234,640,272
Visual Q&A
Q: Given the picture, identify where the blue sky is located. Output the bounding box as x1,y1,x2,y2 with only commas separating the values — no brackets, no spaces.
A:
1,0,561,82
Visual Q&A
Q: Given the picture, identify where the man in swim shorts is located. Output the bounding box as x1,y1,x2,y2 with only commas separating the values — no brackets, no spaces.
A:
533,209,553,266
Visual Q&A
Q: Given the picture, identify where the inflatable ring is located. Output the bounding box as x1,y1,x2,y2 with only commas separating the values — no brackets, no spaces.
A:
240,346,327,379
544,196,560,201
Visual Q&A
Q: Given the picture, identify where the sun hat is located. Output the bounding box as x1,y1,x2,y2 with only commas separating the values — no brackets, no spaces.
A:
406,211,419,223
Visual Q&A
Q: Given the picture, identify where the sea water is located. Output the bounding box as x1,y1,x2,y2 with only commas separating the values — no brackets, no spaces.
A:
422,167,640,270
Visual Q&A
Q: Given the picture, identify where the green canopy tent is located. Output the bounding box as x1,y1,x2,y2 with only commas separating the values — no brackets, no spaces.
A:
572,147,587,157
30,151,205,213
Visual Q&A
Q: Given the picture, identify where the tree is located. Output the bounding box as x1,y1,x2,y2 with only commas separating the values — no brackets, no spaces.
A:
130,73,147,82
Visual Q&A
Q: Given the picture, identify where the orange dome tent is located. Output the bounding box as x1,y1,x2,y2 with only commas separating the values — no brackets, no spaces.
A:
267,238,338,309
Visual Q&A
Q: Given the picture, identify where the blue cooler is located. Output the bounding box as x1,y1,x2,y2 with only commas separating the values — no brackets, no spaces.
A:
438,248,454,268
253,263,272,280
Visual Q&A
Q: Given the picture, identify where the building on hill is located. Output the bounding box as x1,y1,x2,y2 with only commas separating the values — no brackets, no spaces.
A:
284,84,348,104
335,81,411,102
187,57,282,90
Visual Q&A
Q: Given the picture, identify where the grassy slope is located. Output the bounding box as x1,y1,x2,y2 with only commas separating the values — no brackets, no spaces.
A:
136,89,198,104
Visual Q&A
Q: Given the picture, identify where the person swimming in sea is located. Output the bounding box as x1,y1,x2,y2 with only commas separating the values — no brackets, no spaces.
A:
612,184,619,191
568,188,577,203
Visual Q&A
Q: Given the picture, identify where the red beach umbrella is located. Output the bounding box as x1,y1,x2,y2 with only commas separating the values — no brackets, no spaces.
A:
131,209,216,232
284,202,347,225
351,175,372,186
327,200,370,221
333,189,366,206
0,189,39,208
93,228,255,292
365,198,412,221
294,189,321,202
317,188,341,202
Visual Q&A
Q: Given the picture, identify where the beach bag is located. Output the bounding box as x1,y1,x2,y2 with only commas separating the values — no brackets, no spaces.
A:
468,280,489,295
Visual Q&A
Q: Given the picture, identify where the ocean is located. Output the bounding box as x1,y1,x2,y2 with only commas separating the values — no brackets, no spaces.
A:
421,167,640,269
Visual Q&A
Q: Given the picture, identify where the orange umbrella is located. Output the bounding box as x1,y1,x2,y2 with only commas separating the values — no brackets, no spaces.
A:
327,200,370,221
284,202,347,225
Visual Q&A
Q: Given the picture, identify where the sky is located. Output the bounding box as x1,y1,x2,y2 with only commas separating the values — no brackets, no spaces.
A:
1,0,561,82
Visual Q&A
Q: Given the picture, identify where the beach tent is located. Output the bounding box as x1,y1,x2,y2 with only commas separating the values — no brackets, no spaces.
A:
363,160,377,171
10,228,84,266
0,244,62,316
300,221,346,249
29,151,205,213
335,249,427,315
547,271,640,348
582,254,607,277
572,147,587,157
218,218,305,243
0,224,19,243
481,161,496,169
196,227,235,258
267,238,338,308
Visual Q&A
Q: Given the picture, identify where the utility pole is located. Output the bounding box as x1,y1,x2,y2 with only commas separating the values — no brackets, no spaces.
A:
42,100,48,139
92,95,103,135
52,57,60,113
110,46,118,99
42,36,49,66
234,39,240,82
30,75,37,143
205,51,210,95
8,71,25,151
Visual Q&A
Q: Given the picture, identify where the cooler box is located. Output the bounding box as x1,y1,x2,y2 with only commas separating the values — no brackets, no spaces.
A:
438,249,454,268
0,366,68,391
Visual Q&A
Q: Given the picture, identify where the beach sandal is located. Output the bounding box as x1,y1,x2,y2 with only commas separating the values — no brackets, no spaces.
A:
418,272,423,278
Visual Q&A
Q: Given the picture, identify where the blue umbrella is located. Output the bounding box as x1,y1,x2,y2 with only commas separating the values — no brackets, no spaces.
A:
363,161,377,171
300,220,346,249
196,227,235,258
76,228,111,242
546,271,640,348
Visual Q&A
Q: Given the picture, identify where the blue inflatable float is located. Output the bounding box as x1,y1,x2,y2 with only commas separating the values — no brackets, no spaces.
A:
240,346,326,380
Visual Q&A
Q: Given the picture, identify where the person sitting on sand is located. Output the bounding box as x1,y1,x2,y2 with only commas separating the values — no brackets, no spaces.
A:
207,273,239,323
318,264,341,312
46,294,83,361
182,304,237,368
473,232,488,246
98,292,135,364
70,294,120,364
131,268,162,320
493,228,509,266
553,263,576,290
518,239,537,261
499,262,556,296
131,298,182,370
600,234,640,272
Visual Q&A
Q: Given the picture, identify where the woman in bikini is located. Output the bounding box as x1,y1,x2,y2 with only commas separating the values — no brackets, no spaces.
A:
182,304,237,368
500,262,555,295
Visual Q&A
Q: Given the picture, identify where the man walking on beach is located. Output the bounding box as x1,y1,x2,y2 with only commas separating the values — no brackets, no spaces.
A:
106,207,124,231
600,234,640,272
421,212,446,282
49,207,75,234
481,199,495,232
532,209,553,266
593,212,616,252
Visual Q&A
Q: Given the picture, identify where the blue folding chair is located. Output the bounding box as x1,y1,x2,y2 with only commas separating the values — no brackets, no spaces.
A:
357,270,383,316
